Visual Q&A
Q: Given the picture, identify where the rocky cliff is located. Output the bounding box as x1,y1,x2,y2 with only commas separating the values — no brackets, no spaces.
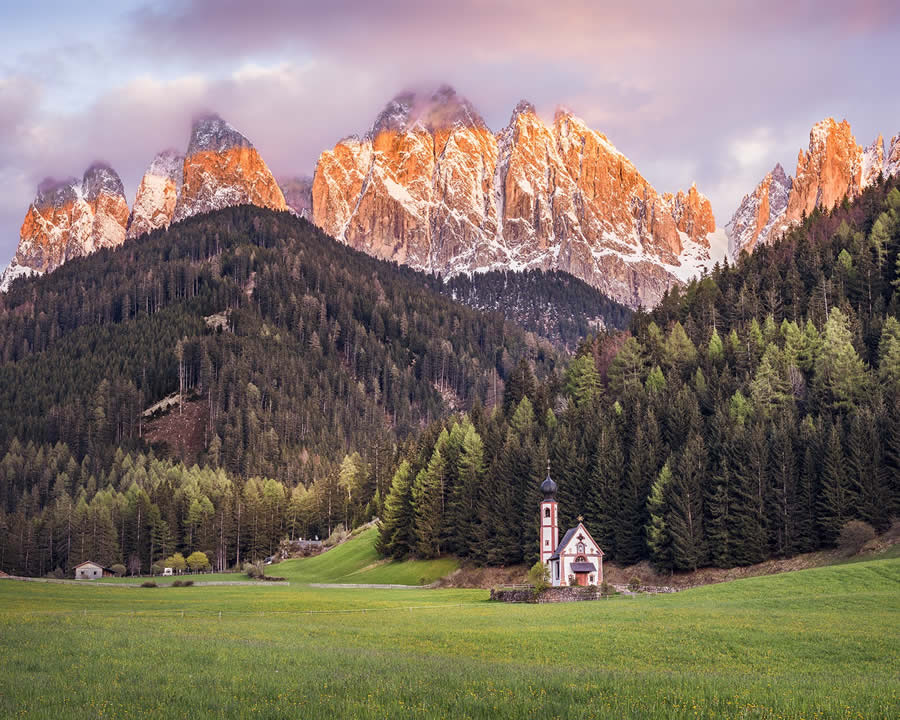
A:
172,114,286,223
727,119,900,255
1,164,128,291
127,149,184,240
313,87,718,308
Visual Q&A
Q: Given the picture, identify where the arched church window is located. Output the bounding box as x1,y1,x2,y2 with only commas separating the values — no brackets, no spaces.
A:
575,555,587,563
544,507,551,518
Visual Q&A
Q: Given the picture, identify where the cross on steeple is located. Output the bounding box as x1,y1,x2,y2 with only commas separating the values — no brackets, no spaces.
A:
577,515,584,523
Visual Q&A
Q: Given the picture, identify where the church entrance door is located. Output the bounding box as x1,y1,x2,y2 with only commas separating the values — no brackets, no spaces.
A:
575,572,588,586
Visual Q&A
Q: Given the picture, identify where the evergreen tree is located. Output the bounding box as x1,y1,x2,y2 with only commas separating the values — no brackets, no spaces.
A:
818,423,854,543
377,461,415,558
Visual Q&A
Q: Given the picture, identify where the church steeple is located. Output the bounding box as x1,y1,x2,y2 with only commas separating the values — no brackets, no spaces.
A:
539,463,559,566
540,460,557,500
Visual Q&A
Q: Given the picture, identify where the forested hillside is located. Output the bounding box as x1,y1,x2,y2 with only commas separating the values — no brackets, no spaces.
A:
443,269,631,349
379,177,900,569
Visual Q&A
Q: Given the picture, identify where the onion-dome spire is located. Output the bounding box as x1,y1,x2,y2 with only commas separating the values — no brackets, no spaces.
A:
540,460,557,500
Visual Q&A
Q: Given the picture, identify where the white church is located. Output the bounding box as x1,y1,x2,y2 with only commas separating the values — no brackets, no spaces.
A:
539,470,604,587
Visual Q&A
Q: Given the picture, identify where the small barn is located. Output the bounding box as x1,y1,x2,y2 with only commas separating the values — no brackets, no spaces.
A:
74,561,113,580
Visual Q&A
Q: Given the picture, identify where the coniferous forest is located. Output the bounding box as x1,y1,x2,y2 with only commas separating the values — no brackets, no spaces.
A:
2,175,899,576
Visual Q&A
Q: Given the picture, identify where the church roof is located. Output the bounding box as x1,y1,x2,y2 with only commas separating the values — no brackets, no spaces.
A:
570,561,597,573
549,523,604,560
549,528,578,560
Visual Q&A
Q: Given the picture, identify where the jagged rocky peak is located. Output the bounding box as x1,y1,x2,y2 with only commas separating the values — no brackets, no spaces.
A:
35,176,81,207
147,148,185,183
82,162,126,203
725,162,793,256
862,134,885,186
173,112,286,223
511,99,537,118
727,117,900,257
187,112,253,155
3,162,129,286
886,133,900,176
370,85,486,136
127,149,186,240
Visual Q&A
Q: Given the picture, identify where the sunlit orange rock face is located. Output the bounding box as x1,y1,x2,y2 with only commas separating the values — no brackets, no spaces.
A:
173,114,285,223
727,118,900,255
313,87,717,308
12,164,128,276
127,149,183,240
785,119,862,222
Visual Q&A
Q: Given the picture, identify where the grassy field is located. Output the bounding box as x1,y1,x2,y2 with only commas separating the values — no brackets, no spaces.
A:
0,557,897,719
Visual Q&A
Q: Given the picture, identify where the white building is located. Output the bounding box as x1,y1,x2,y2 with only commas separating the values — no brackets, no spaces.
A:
539,472,604,587
74,561,112,580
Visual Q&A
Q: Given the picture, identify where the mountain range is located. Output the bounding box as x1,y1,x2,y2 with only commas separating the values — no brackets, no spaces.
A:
2,85,897,306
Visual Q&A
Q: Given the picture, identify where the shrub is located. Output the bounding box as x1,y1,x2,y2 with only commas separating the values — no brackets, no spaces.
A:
141,581,158,588
110,564,127,577
837,520,876,553
600,581,612,597
186,551,211,573
244,562,263,579
628,576,642,593
150,564,162,576
171,579,194,587
528,561,550,592
260,575,286,582
325,523,348,547
163,553,187,574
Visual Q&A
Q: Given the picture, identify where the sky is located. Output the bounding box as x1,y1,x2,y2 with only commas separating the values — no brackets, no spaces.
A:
2,0,899,264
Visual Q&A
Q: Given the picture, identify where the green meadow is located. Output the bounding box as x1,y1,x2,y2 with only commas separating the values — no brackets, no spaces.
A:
1,554,897,719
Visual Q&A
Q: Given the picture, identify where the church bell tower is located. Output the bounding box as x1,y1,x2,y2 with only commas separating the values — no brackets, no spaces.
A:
539,465,558,566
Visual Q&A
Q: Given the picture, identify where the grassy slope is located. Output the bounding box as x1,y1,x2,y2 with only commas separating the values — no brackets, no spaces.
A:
274,527,458,585
0,558,896,719
95,528,458,586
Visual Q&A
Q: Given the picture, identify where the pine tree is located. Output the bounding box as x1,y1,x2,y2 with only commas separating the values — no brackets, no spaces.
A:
447,423,485,558
847,410,891,532
668,433,708,571
585,423,622,560
412,430,448,558
818,423,854,543
377,461,415,558
645,462,673,571
814,308,868,410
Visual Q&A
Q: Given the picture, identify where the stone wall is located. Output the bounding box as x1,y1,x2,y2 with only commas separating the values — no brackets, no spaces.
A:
490,584,677,603
490,586,604,603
